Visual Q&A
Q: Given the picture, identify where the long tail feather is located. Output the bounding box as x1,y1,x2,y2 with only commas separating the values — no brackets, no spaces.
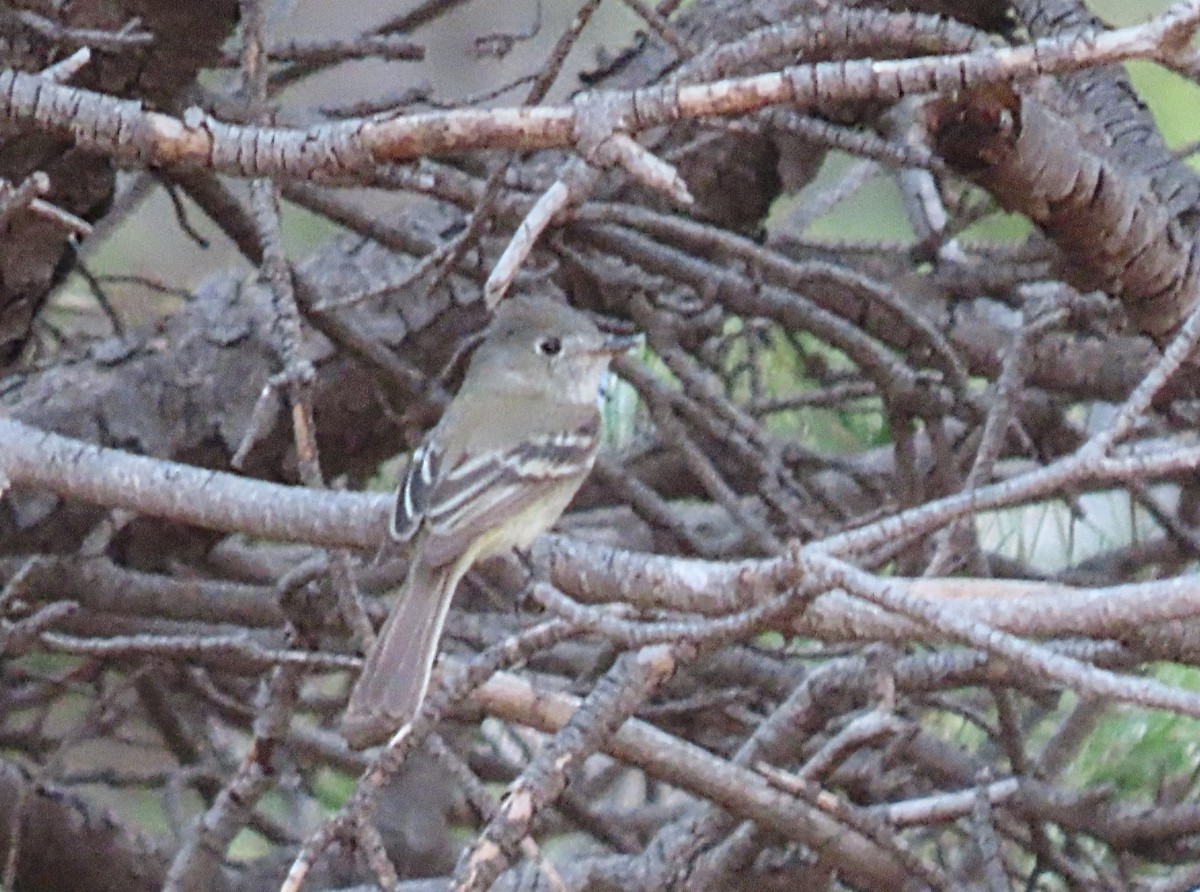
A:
343,560,455,749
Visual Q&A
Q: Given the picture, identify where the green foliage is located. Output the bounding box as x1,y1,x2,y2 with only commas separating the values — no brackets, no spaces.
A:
279,199,345,255
229,827,272,861
720,318,887,452
957,208,1033,243
1068,666,1200,797
801,160,913,243
312,765,357,810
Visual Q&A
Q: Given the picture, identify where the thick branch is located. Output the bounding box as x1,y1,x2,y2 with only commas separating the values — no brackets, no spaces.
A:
0,7,1194,179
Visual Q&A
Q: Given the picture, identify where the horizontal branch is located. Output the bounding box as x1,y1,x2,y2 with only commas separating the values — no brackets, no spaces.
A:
0,5,1193,180
545,536,1200,642
0,418,387,549
5,416,1200,642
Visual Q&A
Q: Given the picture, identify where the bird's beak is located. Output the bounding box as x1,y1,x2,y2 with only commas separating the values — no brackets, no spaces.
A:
598,333,641,356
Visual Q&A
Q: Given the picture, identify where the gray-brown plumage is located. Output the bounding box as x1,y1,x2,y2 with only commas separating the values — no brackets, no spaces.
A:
343,296,633,749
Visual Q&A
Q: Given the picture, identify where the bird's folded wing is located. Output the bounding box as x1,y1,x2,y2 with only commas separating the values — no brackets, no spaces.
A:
407,421,600,568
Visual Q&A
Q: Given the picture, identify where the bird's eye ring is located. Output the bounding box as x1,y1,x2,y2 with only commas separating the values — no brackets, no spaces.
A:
537,336,562,356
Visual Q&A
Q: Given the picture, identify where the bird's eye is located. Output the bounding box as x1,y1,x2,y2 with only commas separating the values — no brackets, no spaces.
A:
537,336,562,356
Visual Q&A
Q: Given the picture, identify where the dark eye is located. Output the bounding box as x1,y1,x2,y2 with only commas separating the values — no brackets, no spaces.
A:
537,336,562,356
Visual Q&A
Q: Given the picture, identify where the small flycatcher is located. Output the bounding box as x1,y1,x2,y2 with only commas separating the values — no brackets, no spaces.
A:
343,296,634,749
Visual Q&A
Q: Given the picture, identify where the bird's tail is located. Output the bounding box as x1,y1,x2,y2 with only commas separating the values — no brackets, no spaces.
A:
342,560,455,749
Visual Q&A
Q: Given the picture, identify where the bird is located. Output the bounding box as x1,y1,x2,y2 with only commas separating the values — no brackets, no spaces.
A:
342,295,635,749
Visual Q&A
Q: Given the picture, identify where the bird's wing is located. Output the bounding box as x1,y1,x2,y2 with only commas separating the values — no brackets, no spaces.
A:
394,418,600,568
